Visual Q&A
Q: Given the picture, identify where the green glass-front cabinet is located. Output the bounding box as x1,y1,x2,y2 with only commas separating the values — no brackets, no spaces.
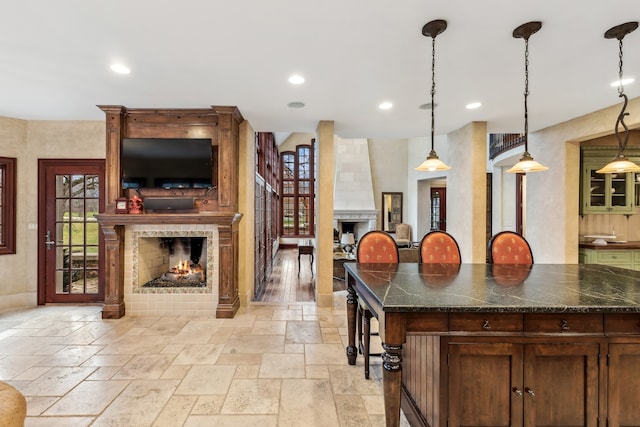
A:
580,149,635,214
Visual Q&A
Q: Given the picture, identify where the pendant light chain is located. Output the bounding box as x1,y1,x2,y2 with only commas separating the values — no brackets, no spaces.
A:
618,38,624,96
523,37,530,147
615,35,630,154
430,36,436,151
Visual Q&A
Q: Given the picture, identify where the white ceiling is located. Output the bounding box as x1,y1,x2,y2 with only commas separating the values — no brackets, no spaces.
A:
1,1,639,139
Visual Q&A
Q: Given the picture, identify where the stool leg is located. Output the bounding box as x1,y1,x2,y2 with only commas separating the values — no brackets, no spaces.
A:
363,310,371,379
357,305,363,355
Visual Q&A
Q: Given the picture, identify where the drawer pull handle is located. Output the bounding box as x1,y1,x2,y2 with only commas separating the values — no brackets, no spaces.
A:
561,320,570,330
482,320,491,330
525,387,535,397
512,387,523,397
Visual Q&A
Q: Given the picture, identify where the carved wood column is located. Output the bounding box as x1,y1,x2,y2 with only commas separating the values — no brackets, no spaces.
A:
99,223,125,319
215,215,241,318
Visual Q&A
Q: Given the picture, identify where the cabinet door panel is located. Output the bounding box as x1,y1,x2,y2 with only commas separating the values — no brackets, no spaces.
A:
448,342,523,427
523,343,599,427
608,343,640,427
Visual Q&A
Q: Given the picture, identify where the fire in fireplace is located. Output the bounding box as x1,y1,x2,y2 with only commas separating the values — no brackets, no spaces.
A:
139,237,207,288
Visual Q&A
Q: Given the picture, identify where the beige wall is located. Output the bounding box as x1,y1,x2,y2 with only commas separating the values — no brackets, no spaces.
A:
238,120,255,306
0,117,105,310
279,133,315,153
447,122,488,263
315,121,335,307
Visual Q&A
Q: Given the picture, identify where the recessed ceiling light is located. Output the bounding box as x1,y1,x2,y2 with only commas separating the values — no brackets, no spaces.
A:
110,63,131,74
288,75,305,85
610,77,635,87
466,102,482,109
287,102,305,108
378,102,393,110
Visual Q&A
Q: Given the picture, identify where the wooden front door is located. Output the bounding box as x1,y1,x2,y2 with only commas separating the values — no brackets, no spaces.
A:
38,160,105,304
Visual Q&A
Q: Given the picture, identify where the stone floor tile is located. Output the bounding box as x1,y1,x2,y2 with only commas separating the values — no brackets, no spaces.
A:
183,414,278,427
278,378,339,427
259,353,305,378
175,365,235,395
44,380,129,415
151,394,197,427
220,378,280,414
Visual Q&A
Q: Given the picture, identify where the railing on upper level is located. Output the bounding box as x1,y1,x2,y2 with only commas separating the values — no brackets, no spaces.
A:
489,133,525,160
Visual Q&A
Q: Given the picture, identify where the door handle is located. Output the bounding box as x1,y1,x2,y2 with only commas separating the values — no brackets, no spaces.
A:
45,231,56,250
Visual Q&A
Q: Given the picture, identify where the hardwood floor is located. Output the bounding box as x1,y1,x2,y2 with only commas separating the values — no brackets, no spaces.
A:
255,248,316,303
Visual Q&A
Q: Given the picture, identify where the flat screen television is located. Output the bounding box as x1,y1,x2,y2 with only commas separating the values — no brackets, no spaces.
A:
121,138,214,190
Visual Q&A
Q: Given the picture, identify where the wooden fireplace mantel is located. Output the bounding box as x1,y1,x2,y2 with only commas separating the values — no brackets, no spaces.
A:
96,106,244,319
96,212,242,319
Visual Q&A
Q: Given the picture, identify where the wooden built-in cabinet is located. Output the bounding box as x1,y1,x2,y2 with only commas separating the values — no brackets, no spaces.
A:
401,313,640,427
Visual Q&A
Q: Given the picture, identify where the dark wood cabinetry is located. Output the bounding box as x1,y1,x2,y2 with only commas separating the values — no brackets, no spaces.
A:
402,317,640,427
447,339,599,427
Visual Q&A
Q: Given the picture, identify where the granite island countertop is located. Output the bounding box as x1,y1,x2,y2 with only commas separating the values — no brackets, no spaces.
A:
344,262,640,313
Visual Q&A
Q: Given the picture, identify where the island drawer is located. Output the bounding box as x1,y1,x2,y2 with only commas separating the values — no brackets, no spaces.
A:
604,313,640,334
449,313,523,333
596,251,632,264
524,313,603,334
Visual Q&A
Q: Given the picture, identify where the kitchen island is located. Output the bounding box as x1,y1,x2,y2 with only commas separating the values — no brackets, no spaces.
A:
344,262,640,427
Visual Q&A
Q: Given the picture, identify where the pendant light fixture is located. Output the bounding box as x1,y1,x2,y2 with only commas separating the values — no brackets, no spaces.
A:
506,21,549,174
415,19,451,172
596,21,640,174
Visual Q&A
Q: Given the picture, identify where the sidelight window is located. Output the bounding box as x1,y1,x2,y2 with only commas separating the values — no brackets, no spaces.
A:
0,157,16,255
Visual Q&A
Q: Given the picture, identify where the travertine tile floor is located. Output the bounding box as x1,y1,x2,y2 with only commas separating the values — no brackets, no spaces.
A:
0,292,409,426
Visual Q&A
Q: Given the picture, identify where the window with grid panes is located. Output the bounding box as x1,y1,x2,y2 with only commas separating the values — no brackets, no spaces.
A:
280,143,314,236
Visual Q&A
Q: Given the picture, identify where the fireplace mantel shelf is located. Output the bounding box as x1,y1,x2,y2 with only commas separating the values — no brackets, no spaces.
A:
95,212,243,226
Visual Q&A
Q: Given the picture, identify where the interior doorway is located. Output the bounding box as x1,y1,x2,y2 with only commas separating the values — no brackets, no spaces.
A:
430,187,447,231
38,159,105,304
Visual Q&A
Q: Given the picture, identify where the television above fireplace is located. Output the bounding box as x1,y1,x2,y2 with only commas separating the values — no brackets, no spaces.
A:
121,138,215,190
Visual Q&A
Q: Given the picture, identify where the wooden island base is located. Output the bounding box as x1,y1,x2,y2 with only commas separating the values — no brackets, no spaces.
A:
345,263,640,427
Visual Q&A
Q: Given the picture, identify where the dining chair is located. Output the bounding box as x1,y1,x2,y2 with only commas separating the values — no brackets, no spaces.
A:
355,230,399,379
419,230,461,264
488,231,533,264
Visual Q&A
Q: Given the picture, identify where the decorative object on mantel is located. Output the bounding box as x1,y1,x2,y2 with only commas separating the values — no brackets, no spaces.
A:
596,21,640,174
115,197,128,214
415,19,451,172
128,194,143,214
507,21,548,173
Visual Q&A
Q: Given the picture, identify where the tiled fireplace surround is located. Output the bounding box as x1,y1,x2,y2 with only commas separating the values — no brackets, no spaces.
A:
124,224,219,316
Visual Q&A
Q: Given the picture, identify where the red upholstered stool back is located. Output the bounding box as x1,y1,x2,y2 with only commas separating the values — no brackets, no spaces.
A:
356,231,399,263
488,231,533,264
419,231,461,264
